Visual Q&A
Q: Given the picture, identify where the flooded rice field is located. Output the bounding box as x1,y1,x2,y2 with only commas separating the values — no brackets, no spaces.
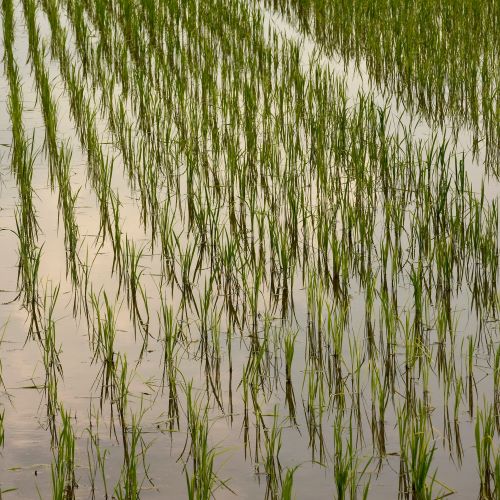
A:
0,0,499,498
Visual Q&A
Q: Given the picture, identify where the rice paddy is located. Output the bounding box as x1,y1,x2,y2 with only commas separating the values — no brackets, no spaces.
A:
0,0,498,498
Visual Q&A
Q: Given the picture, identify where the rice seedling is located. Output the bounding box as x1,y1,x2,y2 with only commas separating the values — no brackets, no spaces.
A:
0,409,5,449
51,407,77,500
122,237,150,342
262,406,283,499
114,404,150,500
282,329,297,383
159,293,181,430
398,402,444,500
40,282,63,435
280,466,298,500
184,382,227,500
86,411,109,499
88,289,124,437
475,402,496,499
333,413,370,500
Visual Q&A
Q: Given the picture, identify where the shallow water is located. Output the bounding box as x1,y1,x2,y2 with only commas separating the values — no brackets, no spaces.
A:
0,0,498,498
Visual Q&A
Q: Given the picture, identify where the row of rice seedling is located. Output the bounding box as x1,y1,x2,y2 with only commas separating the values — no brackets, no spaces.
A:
22,0,80,290
2,0,41,339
